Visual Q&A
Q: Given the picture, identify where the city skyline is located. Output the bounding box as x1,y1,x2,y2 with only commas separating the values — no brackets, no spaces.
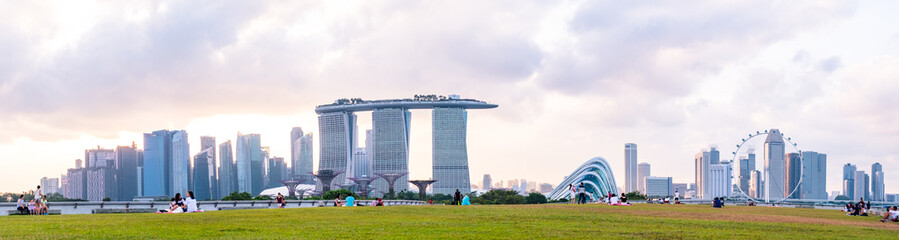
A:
2,1,899,195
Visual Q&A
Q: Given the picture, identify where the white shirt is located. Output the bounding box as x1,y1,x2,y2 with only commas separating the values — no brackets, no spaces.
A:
35,189,42,200
185,197,198,212
890,210,898,220
674,192,680,198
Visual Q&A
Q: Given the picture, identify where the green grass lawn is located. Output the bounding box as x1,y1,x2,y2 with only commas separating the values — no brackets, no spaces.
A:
1,204,897,239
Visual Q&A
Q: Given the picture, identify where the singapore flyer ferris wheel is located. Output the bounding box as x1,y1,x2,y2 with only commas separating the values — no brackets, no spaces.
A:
729,128,803,203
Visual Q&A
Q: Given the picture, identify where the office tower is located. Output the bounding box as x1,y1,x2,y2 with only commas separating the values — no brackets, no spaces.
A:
764,129,785,201
143,130,172,197
371,108,410,196
237,133,264,195
136,150,143,196
267,157,287,188
365,129,374,162
785,153,801,199
694,146,720,199
637,163,650,193
192,150,214,200
85,147,116,168
539,183,553,194
218,141,236,197
800,151,827,199
318,112,357,190
482,174,492,190
864,173,870,200
708,162,732,198
507,179,519,190
290,127,304,177
59,175,68,197
872,163,884,201
738,151,756,194
85,166,116,201
261,147,271,188
115,144,140,201
39,177,60,195
170,130,190,196
625,143,637,193
432,107,471,195
350,148,370,179
749,170,761,199
519,180,527,194
291,133,314,182
843,163,857,199
853,171,867,201
527,181,537,192
644,177,673,197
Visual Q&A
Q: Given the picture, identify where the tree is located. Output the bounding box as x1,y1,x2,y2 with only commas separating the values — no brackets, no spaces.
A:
253,195,273,200
473,189,525,205
525,192,548,204
102,197,111,202
394,190,417,200
221,192,253,201
322,189,355,200
834,195,850,201
624,191,646,200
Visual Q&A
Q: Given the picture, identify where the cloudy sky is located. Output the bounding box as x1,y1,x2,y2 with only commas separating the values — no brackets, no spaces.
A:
1,0,897,195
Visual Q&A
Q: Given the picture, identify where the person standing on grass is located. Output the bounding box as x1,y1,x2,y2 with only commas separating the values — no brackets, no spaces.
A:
569,184,576,203
16,195,27,215
34,185,43,215
454,189,462,205
276,193,286,208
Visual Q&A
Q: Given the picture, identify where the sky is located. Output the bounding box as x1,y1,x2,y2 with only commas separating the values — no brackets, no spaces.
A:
1,0,898,195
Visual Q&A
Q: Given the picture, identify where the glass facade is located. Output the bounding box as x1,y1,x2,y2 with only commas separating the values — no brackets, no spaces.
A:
548,157,619,201
142,130,170,197
764,129,785,200
371,108,410,196
432,108,470,195
218,141,236,197
193,150,212,200
115,145,139,201
318,112,357,190
624,143,637,193
237,133,264,195
170,130,190,196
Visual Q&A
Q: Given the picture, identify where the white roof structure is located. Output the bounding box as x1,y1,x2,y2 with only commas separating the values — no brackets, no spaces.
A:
547,157,620,200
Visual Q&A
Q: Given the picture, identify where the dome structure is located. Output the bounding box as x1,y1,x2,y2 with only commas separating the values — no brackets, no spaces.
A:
548,157,620,201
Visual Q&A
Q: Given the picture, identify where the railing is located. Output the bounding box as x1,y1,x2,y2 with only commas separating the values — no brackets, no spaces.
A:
0,200,426,216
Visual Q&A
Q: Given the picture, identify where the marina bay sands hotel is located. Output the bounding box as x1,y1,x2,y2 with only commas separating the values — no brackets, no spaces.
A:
315,95,497,196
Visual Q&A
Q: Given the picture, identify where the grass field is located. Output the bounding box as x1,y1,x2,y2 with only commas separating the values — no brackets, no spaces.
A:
1,204,897,239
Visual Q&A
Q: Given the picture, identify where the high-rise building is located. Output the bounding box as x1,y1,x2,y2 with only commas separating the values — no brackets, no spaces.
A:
738,152,756,194
350,148,371,179
708,163,732,199
115,144,140,201
371,108,410,196
85,147,116,168
519,180,528,195
853,171,867,201
237,133,264,195
764,129,785,201
39,177,60,195
85,166,116,201
644,176,673,198
672,183,688,197
218,141,236,198
694,146,720,199
482,174,492,190
318,112,357,190
192,149,215,200
268,157,287,188
749,170,761,199
432,107,471,195
539,183,553,194
624,143,638,193
864,172,870,200
872,163,884,201
800,151,827,199
143,130,172,197
843,163,857,199
637,163,650,193
290,127,304,177
64,159,86,199
785,153,802,199
290,133,314,182
170,130,190,196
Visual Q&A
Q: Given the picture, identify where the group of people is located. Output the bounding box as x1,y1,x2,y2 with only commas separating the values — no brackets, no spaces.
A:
845,199,873,216
712,197,725,208
15,185,48,215
331,194,385,207
451,189,470,205
159,191,198,213
646,196,679,204
569,183,590,204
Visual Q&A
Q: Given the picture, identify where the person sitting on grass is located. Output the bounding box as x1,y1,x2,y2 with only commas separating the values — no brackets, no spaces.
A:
880,206,898,222
375,198,384,206
185,191,198,212
712,197,723,208
169,193,185,213
276,193,286,208
462,195,471,205
860,205,869,216
16,195,28,215
345,195,355,207
334,194,343,206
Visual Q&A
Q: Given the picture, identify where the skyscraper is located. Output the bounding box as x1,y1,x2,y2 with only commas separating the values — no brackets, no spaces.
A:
40,177,60,195
192,149,214,200
199,136,218,199
350,148,371,179
85,147,116,168
115,144,140,201
143,130,172,197
482,174,492,190
318,112,357,190
785,153,801,199
644,177,673,198
236,133,264,195
432,107,471,195
290,127,304,177
170,130,190,196
624,143,637,193
800,151,827,199
738,151,756,194
854,170,866,201
694,146,719,199
218,140,236,197
637,163,650,193
749,170,761,199
292,133,314,182
371,108,410,196
843,163,857,199
764,129,785,201
708,162,732,198
85,166,116,201
268,157,287,188
872,163,884,201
